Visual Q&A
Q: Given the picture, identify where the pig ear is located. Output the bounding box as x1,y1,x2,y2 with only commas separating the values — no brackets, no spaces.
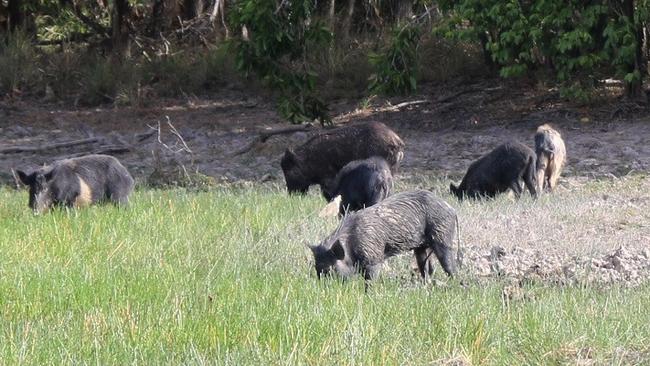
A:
284,149,298,165
16,170,35,186
330,239,345,260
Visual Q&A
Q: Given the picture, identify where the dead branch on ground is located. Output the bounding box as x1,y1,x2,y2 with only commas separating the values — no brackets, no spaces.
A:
0,137,100,154
148,116,195,184
379,100,429,112
232,124,316,156
148,117,193,155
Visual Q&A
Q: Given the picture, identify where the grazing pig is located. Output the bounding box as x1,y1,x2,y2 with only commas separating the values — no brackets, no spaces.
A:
450,141,537,200
280,121,404,198
534,124,566,193
16,154,134,214
321,157,393,217
310,190,459,283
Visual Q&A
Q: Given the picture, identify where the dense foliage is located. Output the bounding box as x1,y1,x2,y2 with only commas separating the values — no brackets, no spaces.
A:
369,23,421,95
1,0,649,119
437,0,650,100
229,0,332,124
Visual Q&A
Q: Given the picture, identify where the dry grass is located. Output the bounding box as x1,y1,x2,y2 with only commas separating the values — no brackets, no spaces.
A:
390,174,650,286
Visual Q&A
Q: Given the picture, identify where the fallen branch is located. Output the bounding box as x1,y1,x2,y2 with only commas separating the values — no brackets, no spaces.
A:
93,145,131,155
378,100,429,112
166,116,193,154
51,145,131,160
0,137,100,154
232,125,315,156
147,117,193,155
135,129,157,142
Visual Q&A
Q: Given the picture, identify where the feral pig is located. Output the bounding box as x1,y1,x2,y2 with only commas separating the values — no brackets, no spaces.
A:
280,121,404,198
16,154,134,214
450,141,537,200
322,156,393,217
310,190,459,284
534,124,566,193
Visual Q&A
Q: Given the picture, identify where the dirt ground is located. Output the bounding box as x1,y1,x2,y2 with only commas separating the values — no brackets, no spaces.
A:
1,80,649,286
2,81,649,185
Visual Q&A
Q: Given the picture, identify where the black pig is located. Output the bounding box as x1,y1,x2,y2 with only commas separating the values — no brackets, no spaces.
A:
450,141,537,200
16,154,134,213
281,122,404,198
322,157,393,217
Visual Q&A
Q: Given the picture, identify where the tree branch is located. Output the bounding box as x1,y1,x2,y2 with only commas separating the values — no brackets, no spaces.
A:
232,125,316,156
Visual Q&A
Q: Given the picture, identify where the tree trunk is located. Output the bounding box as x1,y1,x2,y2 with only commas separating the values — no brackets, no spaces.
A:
643,23,650,62
328,0,336,28
343,0,355,38
149,0,165,36
478,31,497,73
111,0,130,54
8,0,23,31
395,0,412,23
210,0,229,37
182,0,204,20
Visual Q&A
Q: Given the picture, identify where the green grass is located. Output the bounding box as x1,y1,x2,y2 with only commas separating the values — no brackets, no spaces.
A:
1,181,649,365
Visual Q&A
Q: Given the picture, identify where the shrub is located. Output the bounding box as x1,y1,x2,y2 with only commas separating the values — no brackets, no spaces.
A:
229,0,332,124
0,31,42,95
368,23,421,96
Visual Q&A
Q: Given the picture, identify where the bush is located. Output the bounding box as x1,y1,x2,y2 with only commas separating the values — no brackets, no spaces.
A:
229,0,332,124
437,0,649,100
418,36,486,84
0,31,42,96
368,23,421,96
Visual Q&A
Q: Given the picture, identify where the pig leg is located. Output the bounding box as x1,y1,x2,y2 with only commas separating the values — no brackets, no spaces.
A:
509,181,523,198
523,156,538,198
547,159,561,192
535,169,545,194
362,263,382,285
414,247,435,281
362,263,383,292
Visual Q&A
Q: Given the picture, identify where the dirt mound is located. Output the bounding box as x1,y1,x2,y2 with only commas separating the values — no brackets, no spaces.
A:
466,245,650,287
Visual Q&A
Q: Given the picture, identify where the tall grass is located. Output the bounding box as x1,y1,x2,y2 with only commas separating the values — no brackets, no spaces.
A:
0,30,484,106
0,31,42,95
0,36,240,105
0,180,648,364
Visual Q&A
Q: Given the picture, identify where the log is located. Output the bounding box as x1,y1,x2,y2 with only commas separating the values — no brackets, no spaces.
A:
51,145,131,160
93,145,131,155
0,137,100,154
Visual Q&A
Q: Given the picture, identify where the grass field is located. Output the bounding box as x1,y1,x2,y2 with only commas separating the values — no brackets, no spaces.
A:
1,177,649,365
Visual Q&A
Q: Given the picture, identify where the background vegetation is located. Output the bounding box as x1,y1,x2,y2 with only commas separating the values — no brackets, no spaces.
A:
1,0,649,121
